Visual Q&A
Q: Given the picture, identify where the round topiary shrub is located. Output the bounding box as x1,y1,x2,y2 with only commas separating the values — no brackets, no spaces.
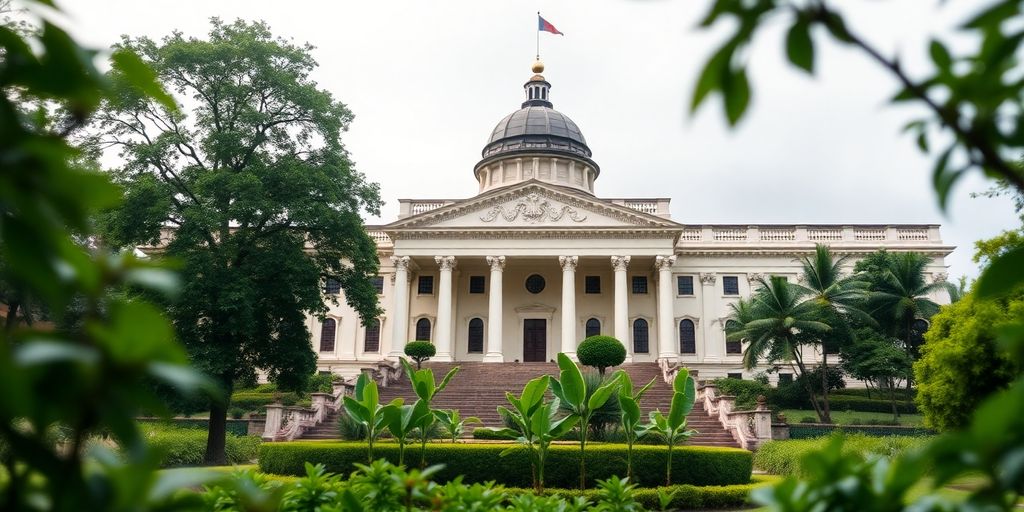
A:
405,341,436,369
577,336,626,375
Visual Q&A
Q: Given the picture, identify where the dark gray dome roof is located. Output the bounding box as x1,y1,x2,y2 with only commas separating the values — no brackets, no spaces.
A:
481,106,592,160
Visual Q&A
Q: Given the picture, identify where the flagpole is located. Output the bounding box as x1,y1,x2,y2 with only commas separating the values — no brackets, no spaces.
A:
536,11,540,59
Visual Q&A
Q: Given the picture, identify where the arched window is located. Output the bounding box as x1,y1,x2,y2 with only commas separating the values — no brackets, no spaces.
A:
679,319,696,354
319,318,336,352
364,319,380,352
633,319,649,354
585,318,601,338
468,318,484,353
415,318,432,341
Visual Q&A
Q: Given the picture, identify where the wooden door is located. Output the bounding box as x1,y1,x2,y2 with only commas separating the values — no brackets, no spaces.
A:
523,319,547,362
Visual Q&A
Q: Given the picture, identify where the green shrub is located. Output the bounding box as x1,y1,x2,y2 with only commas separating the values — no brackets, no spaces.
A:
404,341,436,368
833,388,915,401
230,391,301,412
142,425,260,467
576,336,627,375
712,378,771,410
258,442,752,488
229,407,245,419
827,395,917,414
306,372,334,394
253,383,278,393
753,434,926,476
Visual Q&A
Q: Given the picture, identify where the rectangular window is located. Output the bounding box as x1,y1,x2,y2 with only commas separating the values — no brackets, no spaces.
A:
585,275,601,294
727,372,743,380
723,276,739,295
469,275,486,294
417,275,434,295
324,278,341,295
726,339,742,354
778,373,793,384
677,275,694,295
631,276,648,294
372,276,384,294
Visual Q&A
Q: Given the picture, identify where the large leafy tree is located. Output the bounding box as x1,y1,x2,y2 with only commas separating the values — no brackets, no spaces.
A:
795,244,872,423
87,19,382,464
725,276,832,421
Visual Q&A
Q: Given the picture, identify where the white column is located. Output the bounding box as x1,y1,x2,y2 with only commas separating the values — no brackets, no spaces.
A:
483,256,505,362
656,255,678,360
433,256,456,362
388,256,411,359
700,272,722,362
611,256,632,362
559,256,579,359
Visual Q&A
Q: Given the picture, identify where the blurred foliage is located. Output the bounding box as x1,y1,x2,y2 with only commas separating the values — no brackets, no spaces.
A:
0,0,220,509
695,0,1024,508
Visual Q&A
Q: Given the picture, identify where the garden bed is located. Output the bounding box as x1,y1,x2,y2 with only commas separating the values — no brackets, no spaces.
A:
259,441,753,489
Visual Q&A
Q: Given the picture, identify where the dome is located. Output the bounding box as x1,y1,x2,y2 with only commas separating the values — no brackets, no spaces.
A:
481,106,592,160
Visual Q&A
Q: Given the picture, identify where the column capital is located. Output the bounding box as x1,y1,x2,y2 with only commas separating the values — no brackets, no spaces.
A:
559,255,579,272
654,255,677,271
611,255,631,272
434,255,457,271
486,255,506,272
390,255,411,270
700,272,717,285
747,272,764,283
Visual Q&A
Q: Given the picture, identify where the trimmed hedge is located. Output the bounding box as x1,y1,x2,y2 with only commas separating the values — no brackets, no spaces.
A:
230,391,300,412
259,442,752,488
826,395,918,414
136,417,251,437
788,424,934,439
754,434,927,476
142,425,261,467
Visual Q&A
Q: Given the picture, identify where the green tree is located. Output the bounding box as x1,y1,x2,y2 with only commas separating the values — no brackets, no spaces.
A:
914,291,1022,431
796,244,873,423
725,276,832,421
840,330,912,421
86,19,382,464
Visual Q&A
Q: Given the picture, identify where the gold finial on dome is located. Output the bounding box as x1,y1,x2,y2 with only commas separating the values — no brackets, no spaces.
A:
531,58,545,74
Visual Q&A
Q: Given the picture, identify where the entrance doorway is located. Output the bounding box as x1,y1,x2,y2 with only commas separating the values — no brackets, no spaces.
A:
523,319,547,362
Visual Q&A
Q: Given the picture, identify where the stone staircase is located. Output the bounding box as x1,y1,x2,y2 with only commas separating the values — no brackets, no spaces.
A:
297,362,738,448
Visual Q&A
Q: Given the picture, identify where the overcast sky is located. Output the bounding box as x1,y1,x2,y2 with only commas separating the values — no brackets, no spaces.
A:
61,0,1018,280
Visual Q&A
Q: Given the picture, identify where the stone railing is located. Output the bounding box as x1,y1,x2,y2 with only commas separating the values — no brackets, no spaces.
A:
410,201,447,215
623,200,658,215
262,377,358,441
678,225,941,245
699,383,773,451
367,230,392,245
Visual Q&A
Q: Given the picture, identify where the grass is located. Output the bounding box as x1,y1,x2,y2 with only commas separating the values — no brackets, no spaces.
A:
781,409,924,426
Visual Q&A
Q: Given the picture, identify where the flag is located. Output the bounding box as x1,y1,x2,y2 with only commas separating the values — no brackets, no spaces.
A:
538,14,563,36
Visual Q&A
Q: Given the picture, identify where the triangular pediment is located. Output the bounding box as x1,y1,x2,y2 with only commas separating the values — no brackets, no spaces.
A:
384,181,682,232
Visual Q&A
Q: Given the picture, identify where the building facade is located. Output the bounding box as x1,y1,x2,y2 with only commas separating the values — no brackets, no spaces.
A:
311,60,954,382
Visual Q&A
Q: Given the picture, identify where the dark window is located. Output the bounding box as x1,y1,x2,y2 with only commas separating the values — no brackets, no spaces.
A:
418,275,434,295
415,318,431,341
679,319,696,354
778,373,793,384
372,276,384,294
726,338,742,354
324,278,341,295
525,274,546,294
585,275,601,294
631,276,648,294
727,372,743,380
633,319,649,353
823,339,840,355
585,318,601,338
319,319,336,352
723,276,739,295
469,275,486,294
468,318,484,353
677,275,694,295
364,319,380,352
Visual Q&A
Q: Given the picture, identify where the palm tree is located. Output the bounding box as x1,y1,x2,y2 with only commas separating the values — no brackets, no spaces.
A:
865,252,950,368
725,276,833,422
795,244,874,423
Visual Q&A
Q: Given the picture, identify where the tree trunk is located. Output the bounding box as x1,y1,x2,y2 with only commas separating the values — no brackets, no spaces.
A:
889,378,900,422
204,378,232,466
5,301,20,333
820,352,832,424
793,356,824,422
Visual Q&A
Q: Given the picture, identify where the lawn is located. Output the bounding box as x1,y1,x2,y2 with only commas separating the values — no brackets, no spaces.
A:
781,409,924,426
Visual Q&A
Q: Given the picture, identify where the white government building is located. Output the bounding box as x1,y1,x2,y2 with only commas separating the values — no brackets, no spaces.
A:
312,60,954,382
